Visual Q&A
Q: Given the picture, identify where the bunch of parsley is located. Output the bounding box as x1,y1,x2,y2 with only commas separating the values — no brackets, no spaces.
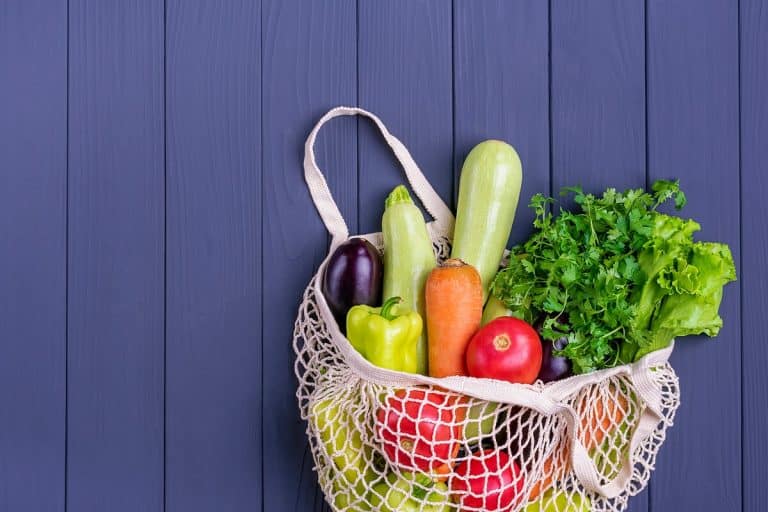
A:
489,180,690,374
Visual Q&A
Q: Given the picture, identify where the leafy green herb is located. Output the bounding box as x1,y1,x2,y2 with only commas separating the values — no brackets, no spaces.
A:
489,180,734,374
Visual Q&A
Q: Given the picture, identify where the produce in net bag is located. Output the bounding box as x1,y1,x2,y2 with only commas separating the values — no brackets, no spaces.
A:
294,107,736,511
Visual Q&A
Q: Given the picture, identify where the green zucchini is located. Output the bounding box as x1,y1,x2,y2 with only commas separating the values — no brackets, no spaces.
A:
452,140,522,302
382,185,437,374
481,295,513,326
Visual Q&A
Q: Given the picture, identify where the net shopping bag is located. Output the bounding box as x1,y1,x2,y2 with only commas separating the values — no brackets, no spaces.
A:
293,107,680,512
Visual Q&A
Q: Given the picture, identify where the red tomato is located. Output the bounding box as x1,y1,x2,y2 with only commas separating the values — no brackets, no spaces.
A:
466,317,543,384
451,449,524,511
376,388,464,478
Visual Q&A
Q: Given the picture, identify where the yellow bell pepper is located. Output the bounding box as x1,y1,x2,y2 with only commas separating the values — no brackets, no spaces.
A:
346,297,423,374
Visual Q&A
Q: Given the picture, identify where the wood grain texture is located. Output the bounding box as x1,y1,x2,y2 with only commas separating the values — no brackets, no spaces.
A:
1,2,765,510
67,1,164,510
0,2,66,511
453,0,549,246
551,0,646,193
550,2,648,510
741,0,768,510
165,2,262,511
358,0,453,231
261,1,357,510
647,0,741,510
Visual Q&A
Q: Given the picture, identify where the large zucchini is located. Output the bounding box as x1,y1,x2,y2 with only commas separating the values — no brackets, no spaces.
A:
452,140,522,302
382,185,437,374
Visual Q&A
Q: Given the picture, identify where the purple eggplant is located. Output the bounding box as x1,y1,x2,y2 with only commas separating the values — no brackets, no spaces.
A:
538,336,573,383
322,238,382,330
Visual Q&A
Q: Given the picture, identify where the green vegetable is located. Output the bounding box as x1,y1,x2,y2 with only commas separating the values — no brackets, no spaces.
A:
523,490,591,511
346,296,423,373
311,399,375,495
452,140,523,303
368,472,453,512
630,213,702,333
382,185,437,374
490,180,736,374
481,295,513,326
625,238,735,361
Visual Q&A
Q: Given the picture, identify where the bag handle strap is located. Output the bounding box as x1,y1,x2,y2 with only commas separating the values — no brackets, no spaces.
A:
567,343,674,499
304,106,455,246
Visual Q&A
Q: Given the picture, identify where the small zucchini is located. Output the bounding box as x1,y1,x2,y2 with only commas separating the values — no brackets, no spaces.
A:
382,185,437,374
452,140,523,302
481,295,513,326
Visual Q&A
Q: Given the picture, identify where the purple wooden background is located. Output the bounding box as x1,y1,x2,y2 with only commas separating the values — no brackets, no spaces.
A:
0,1,764,511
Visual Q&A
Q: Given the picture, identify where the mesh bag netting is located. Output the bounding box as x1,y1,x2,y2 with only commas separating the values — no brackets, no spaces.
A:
294,107,681,512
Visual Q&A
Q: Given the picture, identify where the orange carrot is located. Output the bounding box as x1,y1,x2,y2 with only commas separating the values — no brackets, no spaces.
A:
577,387,630,449
426,259,483,377
529,441,570,500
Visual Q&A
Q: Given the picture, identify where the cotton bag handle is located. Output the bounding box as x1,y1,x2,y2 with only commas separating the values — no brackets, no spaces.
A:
564,343,673,498
305,106,670,500
303,106,455,246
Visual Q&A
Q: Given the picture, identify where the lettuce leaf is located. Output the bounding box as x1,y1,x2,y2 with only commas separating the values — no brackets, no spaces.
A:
631,214,701,335
633,242,736,359
621,214,737,362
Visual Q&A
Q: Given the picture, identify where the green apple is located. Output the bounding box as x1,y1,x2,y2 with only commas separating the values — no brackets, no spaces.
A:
523,489,591,512
590,420,632,480
367,472,453,512
463,401,499,441
332,478,370,511
312,399,374,490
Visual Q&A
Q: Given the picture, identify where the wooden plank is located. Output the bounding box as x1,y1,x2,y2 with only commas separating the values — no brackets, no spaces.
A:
67,1,164,510
261,1,357,510
551,0,645,193
740,0,768,510
646,1,741,510
165,2,261,511
0,2,66,511
550,2,648,511
358,0,453,233
453,0,549,246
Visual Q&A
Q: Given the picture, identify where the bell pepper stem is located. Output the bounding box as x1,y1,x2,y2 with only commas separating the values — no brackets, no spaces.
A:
380,296,402,321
